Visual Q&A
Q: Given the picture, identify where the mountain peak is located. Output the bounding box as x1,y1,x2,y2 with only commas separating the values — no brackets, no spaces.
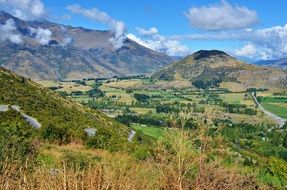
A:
192,50,229,60
0,10,175,80
0,10,23,25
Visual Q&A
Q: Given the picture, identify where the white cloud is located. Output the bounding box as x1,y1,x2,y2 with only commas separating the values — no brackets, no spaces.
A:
239,24,287,59
29,27,52,45
61,36,72,46
128,27,190,57
67,4,126,49
0,19,22,44
0,0,45,20
59,26,72,46
171,23,287,60
234,44,256,57
234,44,278,60
185,0,258,30
127,33,155,49
136,27,158,36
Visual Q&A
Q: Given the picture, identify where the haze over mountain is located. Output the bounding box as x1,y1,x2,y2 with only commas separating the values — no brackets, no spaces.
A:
153,50,287,91
254,58,287,70
0,11,175,80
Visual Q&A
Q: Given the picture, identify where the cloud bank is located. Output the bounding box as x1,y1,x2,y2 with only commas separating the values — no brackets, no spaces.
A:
171,23,287,60
234,44,256,58
185,0,258,30
0,19,22,44
136,27,158,36
0,0,45,20
128,27,190,57
67,4,126,49
29,27,52,45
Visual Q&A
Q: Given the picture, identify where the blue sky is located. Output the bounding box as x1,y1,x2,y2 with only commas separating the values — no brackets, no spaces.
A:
1,0,287,61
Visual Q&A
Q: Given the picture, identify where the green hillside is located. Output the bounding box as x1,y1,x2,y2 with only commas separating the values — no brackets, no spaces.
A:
0,67,147,150
153,50,287,91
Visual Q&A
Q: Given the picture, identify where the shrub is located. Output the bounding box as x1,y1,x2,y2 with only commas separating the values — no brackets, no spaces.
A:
267,157,287,182
62,151,100,170
133,146,150,161
134,93,150,102
40,123,72,145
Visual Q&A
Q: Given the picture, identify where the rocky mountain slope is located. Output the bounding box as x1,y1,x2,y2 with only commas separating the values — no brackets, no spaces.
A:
0,11,174,80
153,50,287,91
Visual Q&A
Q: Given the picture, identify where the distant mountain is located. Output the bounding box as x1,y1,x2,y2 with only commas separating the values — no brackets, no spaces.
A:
254,58,287,69
153,50,287,91
0,11,175,80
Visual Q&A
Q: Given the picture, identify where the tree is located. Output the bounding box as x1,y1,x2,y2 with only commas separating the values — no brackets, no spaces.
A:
88,86,104,100
283,133,287,148
134,93,150,103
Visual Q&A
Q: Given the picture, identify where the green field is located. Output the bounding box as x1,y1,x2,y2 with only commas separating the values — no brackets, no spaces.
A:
220,93,254,106
259,96,287,103
131,124,165,139
37,77,274,126
261,102,287,119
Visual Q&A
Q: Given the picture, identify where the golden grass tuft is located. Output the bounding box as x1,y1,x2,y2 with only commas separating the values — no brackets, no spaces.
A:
0,118,263,189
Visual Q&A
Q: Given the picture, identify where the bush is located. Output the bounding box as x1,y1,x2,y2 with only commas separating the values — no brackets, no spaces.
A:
134,93,150,102
40,123,72,145
0,111,38,178
266,157,287,185
83,128,131,151
62,151,100,170
133,146,150,161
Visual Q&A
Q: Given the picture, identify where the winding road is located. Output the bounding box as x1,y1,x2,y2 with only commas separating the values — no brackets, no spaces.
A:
250,92,286,128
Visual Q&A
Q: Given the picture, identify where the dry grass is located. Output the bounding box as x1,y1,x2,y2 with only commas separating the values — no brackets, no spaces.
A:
220,82,246,92
0,119,262,190
35,80,92,93
194,163,259,190
130,107,155,115
100,86,135,105
0,152,158,190
103,80,141,89
219,93,254,106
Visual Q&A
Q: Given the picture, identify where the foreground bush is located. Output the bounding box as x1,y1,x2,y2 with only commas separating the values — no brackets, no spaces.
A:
0,126,262,190
40,123,72,145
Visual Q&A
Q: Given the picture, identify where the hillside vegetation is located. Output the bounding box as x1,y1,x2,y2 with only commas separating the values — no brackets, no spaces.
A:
153,50,287,91
1,67,287,189
0,67,148,150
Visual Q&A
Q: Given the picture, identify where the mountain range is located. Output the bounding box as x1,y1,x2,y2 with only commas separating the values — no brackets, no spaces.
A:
0,11,174,80
254,57,287,69
153,50,287,91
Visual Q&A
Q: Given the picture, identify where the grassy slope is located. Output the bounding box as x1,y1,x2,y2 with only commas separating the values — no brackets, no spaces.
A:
131,124,164,139
0,67,141,149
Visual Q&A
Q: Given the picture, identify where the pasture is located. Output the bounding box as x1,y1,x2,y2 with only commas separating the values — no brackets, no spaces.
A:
131,124,164,139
